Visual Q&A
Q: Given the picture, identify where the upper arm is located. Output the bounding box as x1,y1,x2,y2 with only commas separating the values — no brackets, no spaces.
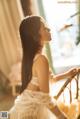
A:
36,55,49,93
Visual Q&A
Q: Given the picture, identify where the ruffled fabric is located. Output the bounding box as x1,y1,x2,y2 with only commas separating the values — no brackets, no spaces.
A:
9,89,57,119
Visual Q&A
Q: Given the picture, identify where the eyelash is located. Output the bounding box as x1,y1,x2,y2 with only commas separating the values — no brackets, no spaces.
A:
45,27,50,31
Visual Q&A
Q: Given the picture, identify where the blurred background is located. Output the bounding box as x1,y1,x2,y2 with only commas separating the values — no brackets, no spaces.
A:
0,0,80,113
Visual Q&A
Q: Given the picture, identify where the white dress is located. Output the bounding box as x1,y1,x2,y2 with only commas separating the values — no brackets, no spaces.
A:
9,77,58,119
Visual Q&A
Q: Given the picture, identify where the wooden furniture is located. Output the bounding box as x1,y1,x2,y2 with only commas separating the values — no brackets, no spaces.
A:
54,67,80,103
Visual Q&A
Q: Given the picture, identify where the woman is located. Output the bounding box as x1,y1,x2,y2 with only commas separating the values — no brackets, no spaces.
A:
9,15,77,119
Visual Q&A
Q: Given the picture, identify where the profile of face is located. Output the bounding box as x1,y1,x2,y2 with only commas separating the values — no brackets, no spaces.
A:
39,19,51,45
19,16,51,54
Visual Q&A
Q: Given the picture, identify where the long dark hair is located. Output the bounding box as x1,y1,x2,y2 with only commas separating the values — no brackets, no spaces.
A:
19,16,42,93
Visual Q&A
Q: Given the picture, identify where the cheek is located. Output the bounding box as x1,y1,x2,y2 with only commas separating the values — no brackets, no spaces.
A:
40,31,49,41
41,32,45,39
45,32,50,38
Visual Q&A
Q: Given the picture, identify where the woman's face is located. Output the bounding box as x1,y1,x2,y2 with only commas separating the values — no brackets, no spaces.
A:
39,20,51,45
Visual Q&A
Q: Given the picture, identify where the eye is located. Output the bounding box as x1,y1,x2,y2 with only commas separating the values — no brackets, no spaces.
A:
47,28,50,32
44,27,50,32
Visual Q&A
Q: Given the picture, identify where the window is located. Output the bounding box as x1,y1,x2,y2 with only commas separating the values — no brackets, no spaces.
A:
41,0,80,73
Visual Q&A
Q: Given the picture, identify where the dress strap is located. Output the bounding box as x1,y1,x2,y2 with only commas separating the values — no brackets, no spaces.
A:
33,54,41,62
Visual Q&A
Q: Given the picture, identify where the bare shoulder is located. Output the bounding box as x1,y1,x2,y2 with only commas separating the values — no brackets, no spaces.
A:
36,54,49,66
36,55,49,93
